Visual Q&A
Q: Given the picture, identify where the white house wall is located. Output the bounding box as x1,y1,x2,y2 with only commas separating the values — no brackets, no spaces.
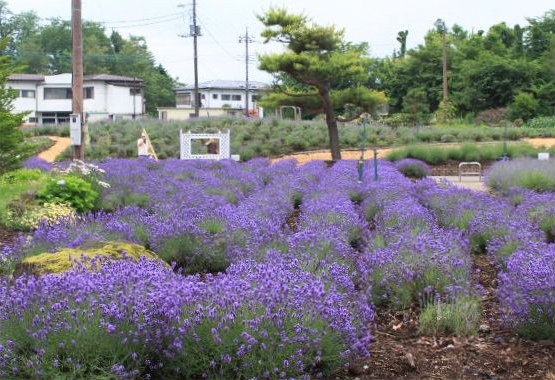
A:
106,84,143,116
178,89,260,110
9,82,38,122
8,75,144,124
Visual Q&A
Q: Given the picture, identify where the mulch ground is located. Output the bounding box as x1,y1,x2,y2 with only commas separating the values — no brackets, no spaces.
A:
337,254,555,380
0,227,19,248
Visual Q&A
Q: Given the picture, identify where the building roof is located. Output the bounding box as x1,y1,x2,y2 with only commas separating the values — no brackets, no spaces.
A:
8,74,45,81
84,74,144,83
8,73,143,83
175,80,268,92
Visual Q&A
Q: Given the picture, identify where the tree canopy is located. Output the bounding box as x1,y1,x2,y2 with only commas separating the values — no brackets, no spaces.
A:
258,8,387,160
373,10,555,121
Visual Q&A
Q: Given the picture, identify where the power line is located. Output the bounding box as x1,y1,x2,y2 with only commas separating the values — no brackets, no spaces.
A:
98,12,184,25
107,16,182,29
197,17,238,62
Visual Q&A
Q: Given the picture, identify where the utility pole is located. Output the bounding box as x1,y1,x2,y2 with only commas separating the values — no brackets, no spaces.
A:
71,0,84,160
239,28,254,117
179,1,201,117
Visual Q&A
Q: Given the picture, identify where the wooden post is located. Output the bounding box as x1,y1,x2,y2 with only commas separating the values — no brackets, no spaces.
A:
72,0,84,160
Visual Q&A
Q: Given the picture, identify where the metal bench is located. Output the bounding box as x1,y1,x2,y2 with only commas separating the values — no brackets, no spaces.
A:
458,162,482,182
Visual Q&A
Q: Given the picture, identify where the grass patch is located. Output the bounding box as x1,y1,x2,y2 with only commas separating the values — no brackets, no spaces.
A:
420,297,482,336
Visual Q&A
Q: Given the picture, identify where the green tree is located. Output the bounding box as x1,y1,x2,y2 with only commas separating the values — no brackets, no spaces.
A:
258,8,386,160
397,30,408,58
509,92,539,121
0,38,25,174
402,87,429,124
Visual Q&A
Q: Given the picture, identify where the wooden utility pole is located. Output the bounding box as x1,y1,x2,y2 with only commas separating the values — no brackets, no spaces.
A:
192,0,199,117
179,1,201,117
72,0,84,160
239,28,254,117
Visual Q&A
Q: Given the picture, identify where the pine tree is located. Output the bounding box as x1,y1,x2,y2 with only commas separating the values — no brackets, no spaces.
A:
0,38,25,174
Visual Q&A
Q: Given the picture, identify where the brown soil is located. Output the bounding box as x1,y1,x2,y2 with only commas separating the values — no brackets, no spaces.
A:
0,227,19,248
338,255,555,379
38,136,71,162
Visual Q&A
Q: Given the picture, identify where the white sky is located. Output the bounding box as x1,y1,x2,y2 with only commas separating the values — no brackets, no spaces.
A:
6,0,554,85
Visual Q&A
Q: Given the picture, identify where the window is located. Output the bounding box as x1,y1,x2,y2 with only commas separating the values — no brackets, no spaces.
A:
20,90,36,98
252,94,261,102
212,93,218,99
201,93,206,100
44,88,72,100
176,93,191,106
28,117,38,123
232,94,242,101
221,94,231,101
130,88,142,96
84,87,94,99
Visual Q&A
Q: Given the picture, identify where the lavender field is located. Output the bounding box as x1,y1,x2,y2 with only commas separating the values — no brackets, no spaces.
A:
0,157,554,378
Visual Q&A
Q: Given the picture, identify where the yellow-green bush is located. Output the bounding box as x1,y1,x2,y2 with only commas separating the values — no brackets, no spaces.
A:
6,202,74,231
14,242,160,276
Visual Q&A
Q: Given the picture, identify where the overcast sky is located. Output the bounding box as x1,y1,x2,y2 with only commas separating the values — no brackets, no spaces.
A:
6,0,554,85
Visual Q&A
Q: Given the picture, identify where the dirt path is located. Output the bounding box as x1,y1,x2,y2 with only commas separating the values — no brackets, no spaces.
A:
272,148,394,165
273,138,555,165
37,136,71,163
524,138,555,149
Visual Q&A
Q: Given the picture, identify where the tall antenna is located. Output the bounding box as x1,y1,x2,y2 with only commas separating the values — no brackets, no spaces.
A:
239,28,254,118
179,1,201,117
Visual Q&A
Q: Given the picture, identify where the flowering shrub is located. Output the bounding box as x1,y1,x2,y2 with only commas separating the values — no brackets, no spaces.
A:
0,255,373,378
486,159,555,193
394,158,430,179
6,202,74,231
23,157,53,172
3,155,555,378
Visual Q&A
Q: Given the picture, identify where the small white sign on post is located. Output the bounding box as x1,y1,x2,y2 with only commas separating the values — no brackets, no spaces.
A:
538,152,550,161
180,129,232,160
69,114,82,146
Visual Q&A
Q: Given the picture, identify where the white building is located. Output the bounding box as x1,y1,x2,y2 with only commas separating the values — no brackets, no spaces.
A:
8,73,145,125
158,80,268,120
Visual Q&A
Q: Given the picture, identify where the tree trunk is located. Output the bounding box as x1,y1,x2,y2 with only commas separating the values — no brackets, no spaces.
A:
319,87,341,161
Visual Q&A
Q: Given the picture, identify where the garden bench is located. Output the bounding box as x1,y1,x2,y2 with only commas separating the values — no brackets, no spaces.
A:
458,162,482,182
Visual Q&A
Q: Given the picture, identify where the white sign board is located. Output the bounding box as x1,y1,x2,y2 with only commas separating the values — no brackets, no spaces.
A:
70,114,82,146
538,152,550,161
180,129,231,160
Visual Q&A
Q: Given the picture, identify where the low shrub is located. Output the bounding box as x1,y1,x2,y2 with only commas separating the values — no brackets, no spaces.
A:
157,233,230,275
0,168,43,184
394,159,430,179
388,143,539,166
13,241,159,276
475,108,509,126
419,297,481,336
6,202,74,231
525,116,555,129
486,159,555,193
39,175,100,213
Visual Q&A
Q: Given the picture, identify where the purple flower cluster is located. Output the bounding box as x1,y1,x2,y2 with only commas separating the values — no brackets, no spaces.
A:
3,155,555,378
416,175,555,335
23,157,53,172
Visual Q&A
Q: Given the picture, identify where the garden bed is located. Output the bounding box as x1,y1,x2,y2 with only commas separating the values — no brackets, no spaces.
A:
1,158,554,378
